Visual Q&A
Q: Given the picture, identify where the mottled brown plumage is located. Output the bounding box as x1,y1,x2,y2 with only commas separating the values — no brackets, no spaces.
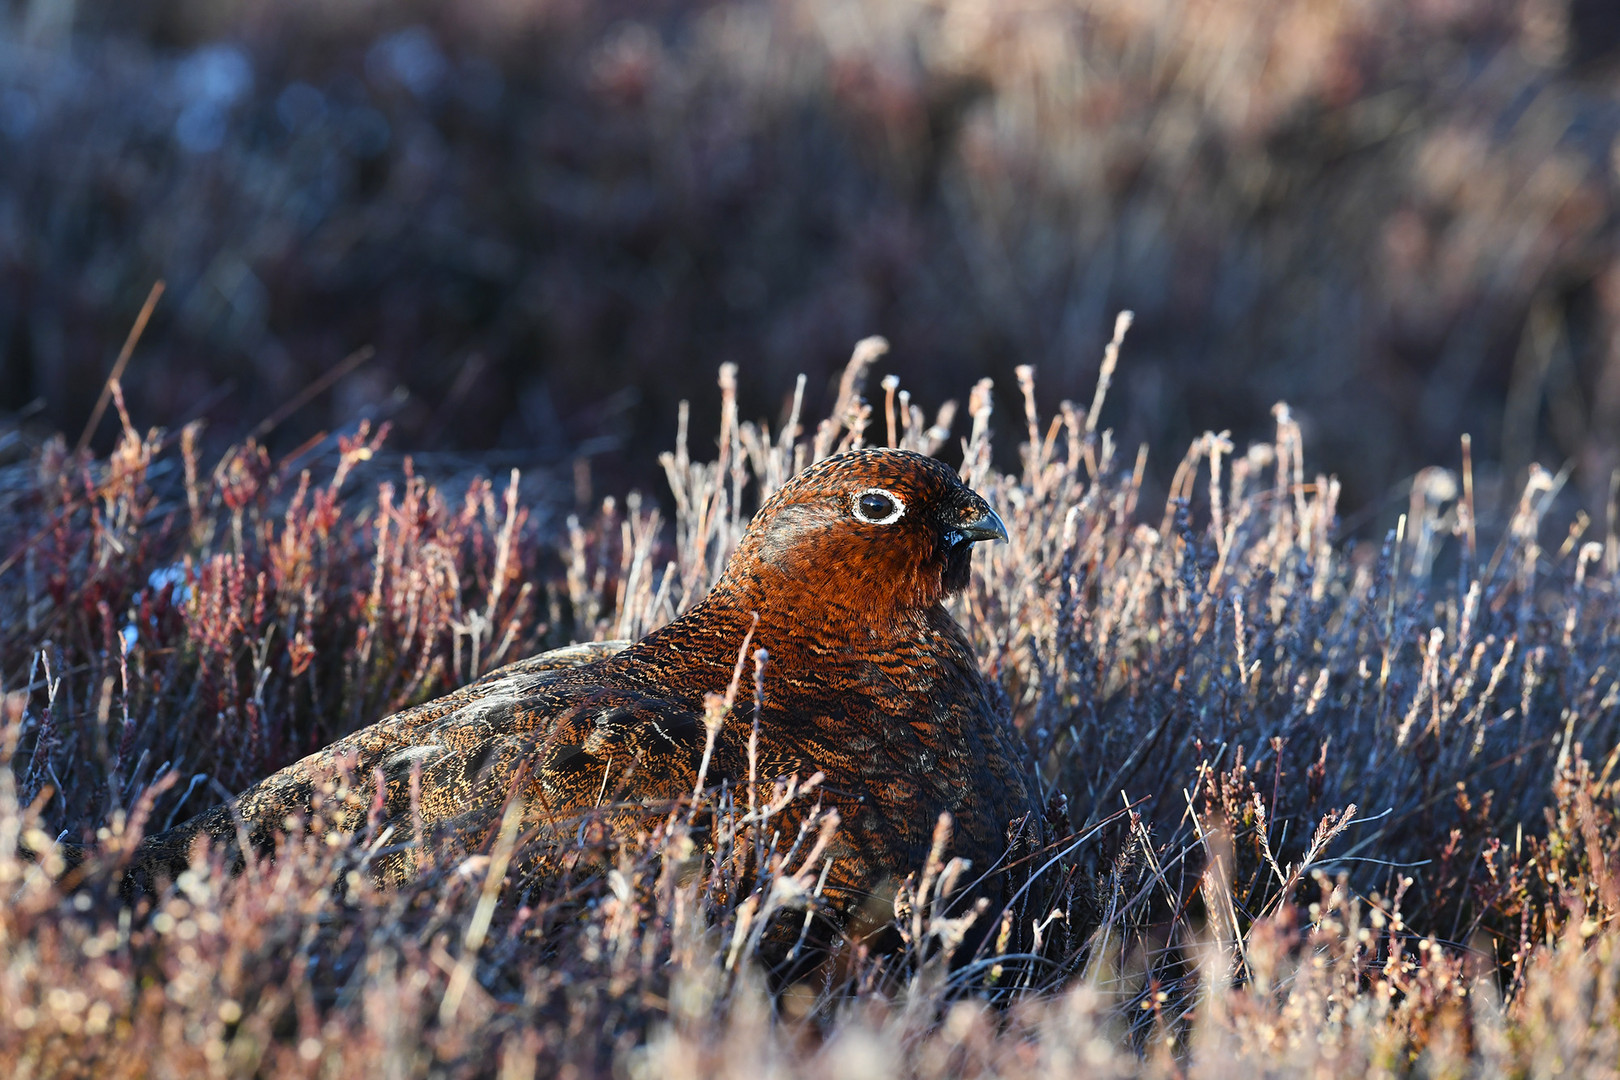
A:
111,449,1043,955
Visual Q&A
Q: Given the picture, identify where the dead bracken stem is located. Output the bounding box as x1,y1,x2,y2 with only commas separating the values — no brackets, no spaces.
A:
74,280,165,457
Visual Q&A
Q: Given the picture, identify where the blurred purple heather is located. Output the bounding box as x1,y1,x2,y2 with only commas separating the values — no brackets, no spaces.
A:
3,0,1620,521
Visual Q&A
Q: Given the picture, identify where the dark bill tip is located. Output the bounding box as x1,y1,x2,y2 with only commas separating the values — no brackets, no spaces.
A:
952,506,1009,545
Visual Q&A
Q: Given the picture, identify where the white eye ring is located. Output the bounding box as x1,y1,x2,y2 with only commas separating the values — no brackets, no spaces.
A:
852,487,906,525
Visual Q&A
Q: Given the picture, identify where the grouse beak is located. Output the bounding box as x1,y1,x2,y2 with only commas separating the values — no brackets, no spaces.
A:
952,505,1009,545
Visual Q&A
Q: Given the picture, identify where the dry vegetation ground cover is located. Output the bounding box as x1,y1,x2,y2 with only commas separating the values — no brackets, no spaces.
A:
3,332,1620,1078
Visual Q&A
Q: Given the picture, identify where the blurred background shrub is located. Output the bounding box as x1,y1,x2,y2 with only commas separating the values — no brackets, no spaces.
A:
3,0,1620,520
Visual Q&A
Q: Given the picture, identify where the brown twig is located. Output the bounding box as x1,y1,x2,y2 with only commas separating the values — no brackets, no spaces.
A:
250,345,376,440
75,280,165,456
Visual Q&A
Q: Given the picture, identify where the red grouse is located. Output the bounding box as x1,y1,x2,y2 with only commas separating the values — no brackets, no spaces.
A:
105,449,1044,955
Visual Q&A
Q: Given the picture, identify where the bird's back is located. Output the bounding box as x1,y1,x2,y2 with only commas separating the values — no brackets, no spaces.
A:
117,640,640,891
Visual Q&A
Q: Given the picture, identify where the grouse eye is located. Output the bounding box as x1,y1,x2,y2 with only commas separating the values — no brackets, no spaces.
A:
852,488,905,525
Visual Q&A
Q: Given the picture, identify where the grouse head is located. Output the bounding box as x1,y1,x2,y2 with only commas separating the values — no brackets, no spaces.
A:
720,448,1007,620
